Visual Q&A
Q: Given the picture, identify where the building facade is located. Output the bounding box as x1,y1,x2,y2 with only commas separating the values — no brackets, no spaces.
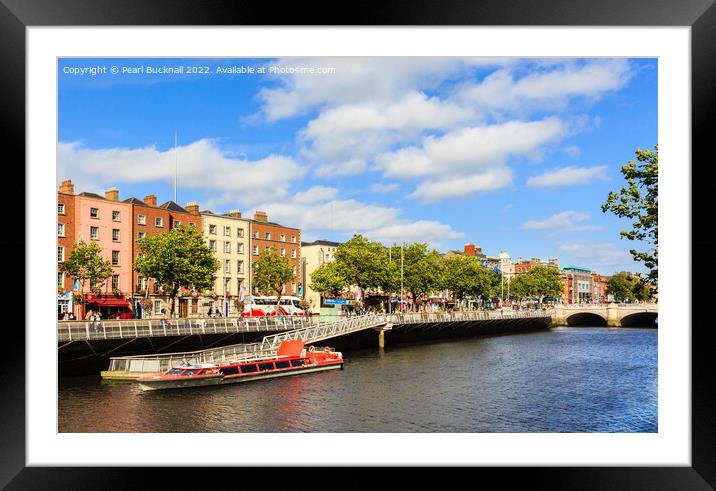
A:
514,257,559,274
249,211,301,297
561,265,594,304
300,240,340,312
57,180,77,317
199,209,249,316
125,195,202,318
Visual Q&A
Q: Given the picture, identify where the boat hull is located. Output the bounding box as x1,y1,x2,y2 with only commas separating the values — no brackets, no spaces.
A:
138,375,224,392
139,361,343,391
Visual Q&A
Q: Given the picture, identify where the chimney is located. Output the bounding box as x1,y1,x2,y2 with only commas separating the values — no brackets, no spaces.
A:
254,210,268,222
105,187,119,201
143,194,157,207
59,179,74,195
185,201,200,215
463,243,476,256
228,209,242,219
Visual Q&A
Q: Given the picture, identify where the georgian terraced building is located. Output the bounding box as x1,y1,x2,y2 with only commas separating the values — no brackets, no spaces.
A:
57,180,133,318
123,194,202,318
249,211,301,297
199,209,250,317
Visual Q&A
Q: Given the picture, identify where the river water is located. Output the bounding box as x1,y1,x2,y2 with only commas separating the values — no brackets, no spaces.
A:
58,327,657,433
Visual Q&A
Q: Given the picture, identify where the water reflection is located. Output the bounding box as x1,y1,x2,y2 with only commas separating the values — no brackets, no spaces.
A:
59,328,657,433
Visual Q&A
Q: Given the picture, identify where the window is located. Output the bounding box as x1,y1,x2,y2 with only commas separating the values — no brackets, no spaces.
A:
240,364,258,374
90,208,99,218
57,246,64,262
224,260,231,274
155,217,163,227
265,246,271,252
112,229,120,241
280,234,286,242
280,248,286,257
138,231,146,239
90,227,99,240
209,240,216,251
291,235,296,243
58,203,65,215
253,245,259,255
259,362,275,371
237,260,244,273
209,224,217,235
291,249,297,259
57,272,64,287
237,229,244,238
224,226,231,236
236,243,243,254
252,231,259,239
237,279,243,292
137,276,145,291
57,223,65,237
112,210,120,221
224,277,231,293
264,232,271,240
137,215,146,225
112,250,120,266
275,361,290,369
154,300,162,314
224,242,231,253
290,359,304,367
112,275,119,290
173,220,181,228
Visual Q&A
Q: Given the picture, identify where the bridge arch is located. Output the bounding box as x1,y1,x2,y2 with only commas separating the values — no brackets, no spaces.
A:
565,312,607,327
619,312,658,328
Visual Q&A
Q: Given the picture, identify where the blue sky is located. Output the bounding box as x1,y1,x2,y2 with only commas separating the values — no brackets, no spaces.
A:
58,57,657,275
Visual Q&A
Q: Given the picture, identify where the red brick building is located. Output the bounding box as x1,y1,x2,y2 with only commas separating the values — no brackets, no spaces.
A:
123,194,201,316
514,257,559,274
249,211,301,296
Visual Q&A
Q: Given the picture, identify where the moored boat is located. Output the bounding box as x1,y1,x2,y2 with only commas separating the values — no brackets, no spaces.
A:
137,339,343,391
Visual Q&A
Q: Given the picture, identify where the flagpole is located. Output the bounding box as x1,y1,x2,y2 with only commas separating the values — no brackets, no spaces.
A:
174,131,178,203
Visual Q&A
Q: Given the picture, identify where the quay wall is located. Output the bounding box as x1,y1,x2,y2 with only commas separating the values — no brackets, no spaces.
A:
317,317,552,352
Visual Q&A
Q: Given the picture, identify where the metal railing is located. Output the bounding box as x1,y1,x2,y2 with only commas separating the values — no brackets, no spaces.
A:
58,315,320,342
105,310,553,375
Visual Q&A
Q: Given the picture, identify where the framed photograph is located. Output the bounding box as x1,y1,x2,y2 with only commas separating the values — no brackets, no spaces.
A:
5,0,713,488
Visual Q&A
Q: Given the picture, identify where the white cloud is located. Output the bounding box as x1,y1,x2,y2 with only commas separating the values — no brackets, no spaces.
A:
58,139,306,204
301,91,475,177
558,242,642,274
522,211,600,232
562,145,581,158
366,220,465,245
376,118,566,179
409,167,514,204
252,193,463,250
256,57,513,122
526,165,609,188
370,182,400,193
455,59,632,113
292,186,339,204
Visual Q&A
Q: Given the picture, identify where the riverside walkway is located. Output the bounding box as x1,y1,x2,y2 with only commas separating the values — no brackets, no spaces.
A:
103,310,553,378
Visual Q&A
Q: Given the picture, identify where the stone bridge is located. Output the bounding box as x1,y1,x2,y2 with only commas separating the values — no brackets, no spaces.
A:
552,303,658,327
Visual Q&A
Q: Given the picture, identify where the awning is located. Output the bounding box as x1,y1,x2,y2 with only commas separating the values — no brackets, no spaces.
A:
86,297,132,308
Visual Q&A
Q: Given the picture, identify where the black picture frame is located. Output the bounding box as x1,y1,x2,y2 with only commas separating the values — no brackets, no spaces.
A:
3,0,712,488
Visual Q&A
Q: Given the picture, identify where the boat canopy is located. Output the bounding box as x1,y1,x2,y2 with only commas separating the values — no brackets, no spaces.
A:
277,339,306,358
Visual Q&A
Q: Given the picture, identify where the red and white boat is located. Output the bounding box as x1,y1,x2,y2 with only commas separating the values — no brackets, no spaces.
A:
136,340,343,391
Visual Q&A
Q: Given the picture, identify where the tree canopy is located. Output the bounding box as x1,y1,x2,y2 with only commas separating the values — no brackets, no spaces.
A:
508,266,564,302
134,225,220,315
60,240,113,296
333,234,389,292
442,254,493,302
309,261,347,298
252,248,294,312
602,145,658,286
606,271,652,302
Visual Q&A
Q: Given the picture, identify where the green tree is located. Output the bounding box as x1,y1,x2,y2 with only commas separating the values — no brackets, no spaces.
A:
252,248,294,314
333,234,389,294
310,261,348,299
602,145,658,287
60,240,113,313
134,225,220,316
384,243,444,310
509,266,564,303
606,271,651,302
442,255,493,307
